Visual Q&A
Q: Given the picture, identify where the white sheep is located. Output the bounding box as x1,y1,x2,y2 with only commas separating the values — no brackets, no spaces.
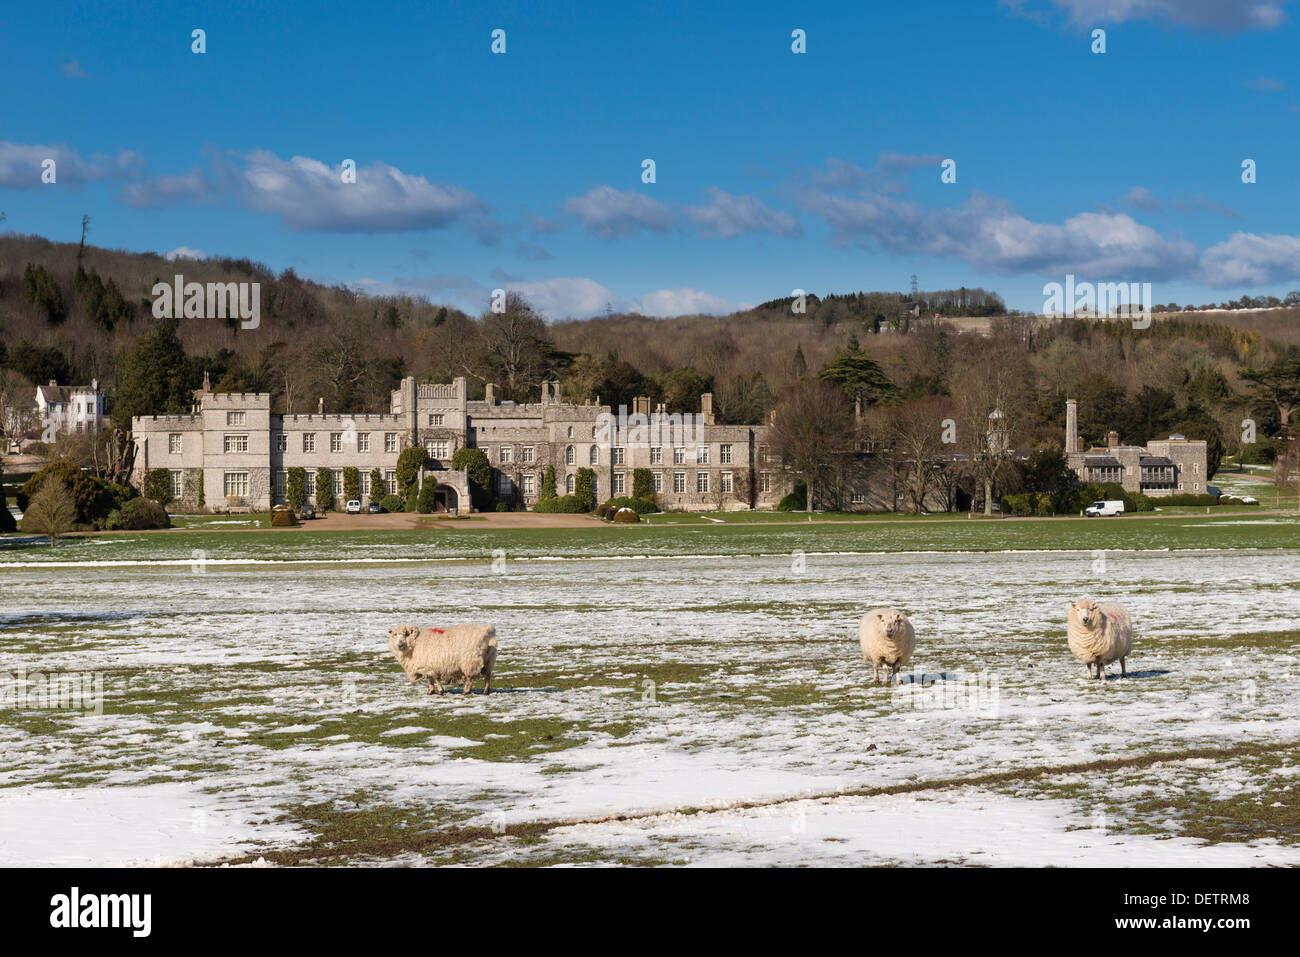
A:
388,623,498,695
859,608,916,686
1067,599,1132,679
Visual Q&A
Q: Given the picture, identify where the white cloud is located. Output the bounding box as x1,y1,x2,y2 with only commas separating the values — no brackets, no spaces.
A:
119,149,491,234
0,141,139,188
630,287,742,317
164,246,207,261
799,186,1199,278
504,277,618,319
560,187,674,239
1200,232,1300,285
684,188,802,238
1004,0,1290,30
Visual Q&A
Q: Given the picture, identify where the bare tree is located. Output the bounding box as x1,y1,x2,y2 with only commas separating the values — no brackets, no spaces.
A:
951,354,1029,515
884,397,952,514
475,293,553,401
767,379,855,514
0,368,36,451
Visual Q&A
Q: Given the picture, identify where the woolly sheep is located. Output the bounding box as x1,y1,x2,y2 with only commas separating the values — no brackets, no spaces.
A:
859,608,916,686
388,623,498,695
1067,599,1132,680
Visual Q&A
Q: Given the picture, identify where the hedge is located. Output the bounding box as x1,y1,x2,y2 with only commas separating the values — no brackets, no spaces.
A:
533,494,591,513
121,497,171,530
603,496,657,516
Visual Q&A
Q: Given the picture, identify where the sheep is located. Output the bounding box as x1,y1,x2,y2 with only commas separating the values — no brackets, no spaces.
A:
388,623,498,695
1067,599,1132,680
859,608,916,686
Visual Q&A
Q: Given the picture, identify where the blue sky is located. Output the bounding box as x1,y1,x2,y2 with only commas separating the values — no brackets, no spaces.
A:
3,0,1300,318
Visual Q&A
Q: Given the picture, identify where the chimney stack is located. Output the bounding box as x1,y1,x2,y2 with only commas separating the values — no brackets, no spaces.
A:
49,379,57,387
1065,398,1078,455
1076,436,1084,452
485,383,495,405
540,381,550,403
700,392,715,425
318,397,324,414
1107,430,1119,449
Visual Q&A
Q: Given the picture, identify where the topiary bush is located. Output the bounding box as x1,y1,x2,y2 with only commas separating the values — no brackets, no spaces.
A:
416,478,438,514
121,497,171,530
144,468,174,506
287,467,307,511
604,496,657,515
314,467,334,511
595,502,612,519
380,494,405,513
776,482,807,512
270,507,298,527
612,507,640,523
632,468,655,502
574,467,595,512
450,447,495,511
343,466,361,503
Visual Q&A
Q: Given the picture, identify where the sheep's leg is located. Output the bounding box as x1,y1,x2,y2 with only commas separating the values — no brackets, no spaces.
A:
1085,663,1094,679
463,677,473,695
483,672,492,695
1120,656,1127,677
425,681,435,695
432,679,444,695
1095,664,1105,681
872,663,880,686
890,663,899,686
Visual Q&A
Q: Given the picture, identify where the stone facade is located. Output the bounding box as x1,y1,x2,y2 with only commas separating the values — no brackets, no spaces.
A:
131,377,792,512
1063,398,1208,496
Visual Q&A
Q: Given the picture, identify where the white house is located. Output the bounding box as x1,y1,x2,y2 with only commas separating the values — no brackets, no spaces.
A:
36,379,106,435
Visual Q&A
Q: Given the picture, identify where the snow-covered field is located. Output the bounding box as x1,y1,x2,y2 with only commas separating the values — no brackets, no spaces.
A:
2,520,1298,866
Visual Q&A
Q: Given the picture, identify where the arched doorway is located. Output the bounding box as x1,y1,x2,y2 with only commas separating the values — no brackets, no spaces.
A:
433,485,459,514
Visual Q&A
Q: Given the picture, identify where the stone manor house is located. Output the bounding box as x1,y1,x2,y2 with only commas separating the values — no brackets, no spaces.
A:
1063,398,1208,496
131,376,792,513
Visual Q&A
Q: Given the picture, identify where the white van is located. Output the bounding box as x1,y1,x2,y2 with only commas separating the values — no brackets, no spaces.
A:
1084,500,1124,517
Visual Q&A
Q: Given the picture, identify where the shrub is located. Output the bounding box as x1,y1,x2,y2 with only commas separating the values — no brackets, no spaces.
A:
270,507,298,527
1156,493,1221,506
368,468,384,502
1033,492,1054,517
103,509,123,531
144,468,173,506
18,461,133,526
595,502,612,519
287,468,306,511
540,465,557,500
343,467,361,503
121,497,171,530
777,482,807,511
612,507,640,523
1000,493,1034,516
380,494,405,513
21,477,77,543
495,500,511,512
314,467,334,511
632,468,655,501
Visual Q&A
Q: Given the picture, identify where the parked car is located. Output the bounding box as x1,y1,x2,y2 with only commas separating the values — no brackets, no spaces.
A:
367,502,386,514
1084,500,1125,517
345,500,362,514
298,504,316,520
